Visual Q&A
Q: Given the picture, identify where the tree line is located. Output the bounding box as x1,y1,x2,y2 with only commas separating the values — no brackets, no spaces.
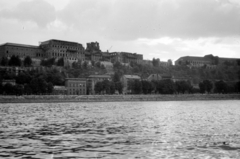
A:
0,55,32,67
94,78,240,95
0,68,65,95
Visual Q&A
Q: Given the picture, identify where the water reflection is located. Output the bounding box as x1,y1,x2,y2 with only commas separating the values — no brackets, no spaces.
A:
0,101,240,158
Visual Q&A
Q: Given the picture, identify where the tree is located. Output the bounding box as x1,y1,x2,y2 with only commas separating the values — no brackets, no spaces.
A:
142,80,154,94
95,61,101,68
1,56,8,66
203,80,213,93
16,72,32,85
24,84,32,95
175,80,191,94
2,83,14,95
94,82,103,94
83,61,88,69
47,82,53,94
8,55,22,66
199,82,205,94
110,82,115,94
23,56,32,67
0,83,3,94
132,80,142,94
29,77,49,94
214,80,227,94
236,81,240,93
113,61,121,69
156,80,175,94
115,82,123,94
102,80,111,94
14,84,24,95
40,58,55,67
113,72,121,82
57,58,64,66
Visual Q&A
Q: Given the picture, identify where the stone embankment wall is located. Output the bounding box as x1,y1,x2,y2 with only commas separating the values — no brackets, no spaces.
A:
0,94,240,103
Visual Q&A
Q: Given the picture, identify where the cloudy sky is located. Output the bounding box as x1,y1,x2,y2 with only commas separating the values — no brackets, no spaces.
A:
0,0,240,62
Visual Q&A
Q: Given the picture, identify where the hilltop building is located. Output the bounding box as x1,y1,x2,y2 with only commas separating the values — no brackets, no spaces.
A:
175,54,240,67
0,43,44,59
39,39,85,63
0,39,174,69
110,52,143,64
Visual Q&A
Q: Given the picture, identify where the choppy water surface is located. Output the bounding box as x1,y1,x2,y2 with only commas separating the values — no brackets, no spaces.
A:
0,101,240,158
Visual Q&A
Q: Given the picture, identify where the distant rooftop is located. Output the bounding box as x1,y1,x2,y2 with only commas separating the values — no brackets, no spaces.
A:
179,56,211,62
40,39,82,45
88,75,111,78
65,78,86,81
123,75,141,79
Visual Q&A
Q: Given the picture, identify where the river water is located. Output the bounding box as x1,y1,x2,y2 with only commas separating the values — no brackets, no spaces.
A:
0,100,240,159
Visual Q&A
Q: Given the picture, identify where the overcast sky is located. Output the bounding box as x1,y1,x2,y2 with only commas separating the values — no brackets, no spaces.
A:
0,0,240,62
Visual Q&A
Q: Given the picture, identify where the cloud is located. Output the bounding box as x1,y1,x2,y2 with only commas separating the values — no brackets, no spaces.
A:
58,0,240,40
0,0,56,27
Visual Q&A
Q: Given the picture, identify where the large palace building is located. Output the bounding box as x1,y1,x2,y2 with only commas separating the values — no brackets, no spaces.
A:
0,39,146,66
0,43,44,59
39,39,85,62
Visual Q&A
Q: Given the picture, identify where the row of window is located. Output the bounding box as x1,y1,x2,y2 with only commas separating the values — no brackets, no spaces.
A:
68,89,86,95
6,47,35,52
51,45,83,50
5,51,34,57
51,52,83,58
68,83,86,87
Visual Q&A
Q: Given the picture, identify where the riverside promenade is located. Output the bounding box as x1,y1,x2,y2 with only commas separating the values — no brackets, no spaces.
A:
0,94,240,103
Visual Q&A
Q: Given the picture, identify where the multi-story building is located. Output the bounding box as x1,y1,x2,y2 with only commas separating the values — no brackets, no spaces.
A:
141,60,153,66
87,75,111,95
121,75,141,94
175,56,212,67
160,59,172,67
109,52,143,64
85,42,102,62
0,66,25,76
39,39,85,63
65,78,87,95
175,54,240,67
0,43,44,59
147,74,172,81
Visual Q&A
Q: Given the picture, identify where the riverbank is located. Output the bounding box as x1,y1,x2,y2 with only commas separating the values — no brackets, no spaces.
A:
0,94,239,103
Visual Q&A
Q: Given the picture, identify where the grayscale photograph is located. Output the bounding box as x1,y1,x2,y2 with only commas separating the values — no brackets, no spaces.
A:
0,0,240,158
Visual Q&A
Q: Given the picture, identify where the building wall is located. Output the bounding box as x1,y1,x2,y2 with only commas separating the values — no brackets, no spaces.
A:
0,43,43,59
40,40,85,62
65,78,87,95
121,75,141,94
87,75,111,95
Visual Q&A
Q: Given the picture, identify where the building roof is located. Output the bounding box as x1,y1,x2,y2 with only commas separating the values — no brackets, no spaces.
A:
88,75,111,78
65,78,86,81
219,57,240,61
147,74,172,81
0,42,39,49
178,56,212,62
53,86,67,90
40,39,82,45
123,75,141,79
